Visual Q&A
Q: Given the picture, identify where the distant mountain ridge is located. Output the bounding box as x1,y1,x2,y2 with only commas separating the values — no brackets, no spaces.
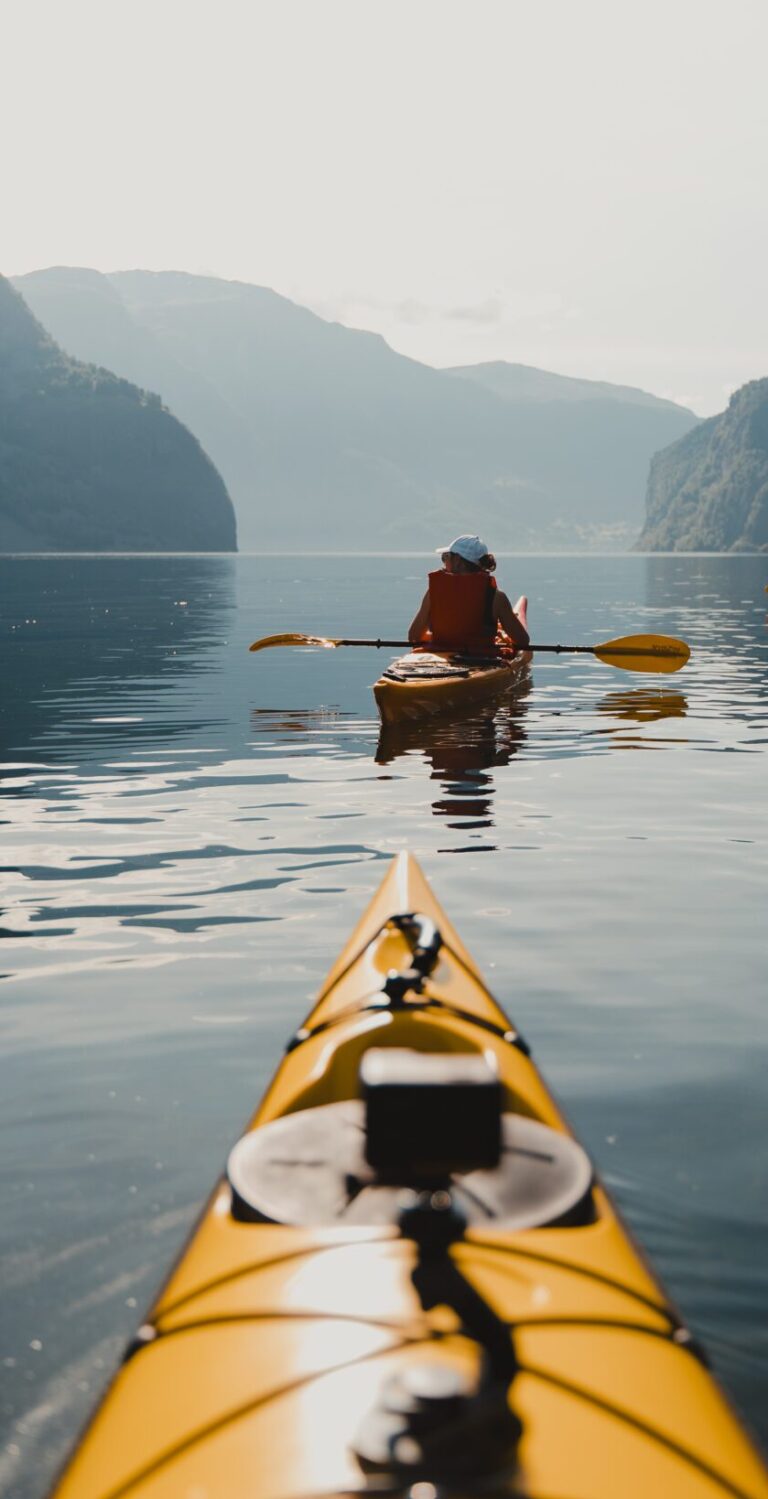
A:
637,379,768,552
14,267,698,551
446,360,691,414
0,275,236,552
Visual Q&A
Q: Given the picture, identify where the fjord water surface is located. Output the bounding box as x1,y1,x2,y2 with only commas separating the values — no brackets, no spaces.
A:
1,552,767,1493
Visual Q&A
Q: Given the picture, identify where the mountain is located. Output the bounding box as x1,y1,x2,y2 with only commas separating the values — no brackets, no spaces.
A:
446,361,687,413
14,268,698,551
637,379,768,551
0,276,236,552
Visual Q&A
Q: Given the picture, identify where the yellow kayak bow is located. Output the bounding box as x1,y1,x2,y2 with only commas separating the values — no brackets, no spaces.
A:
51,855,766,1499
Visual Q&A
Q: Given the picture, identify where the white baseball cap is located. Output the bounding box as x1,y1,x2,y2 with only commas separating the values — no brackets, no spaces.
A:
437,534,490,564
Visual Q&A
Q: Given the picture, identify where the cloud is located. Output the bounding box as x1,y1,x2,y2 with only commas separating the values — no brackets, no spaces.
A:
444,297,505,324
372,296,504,326
306,291,571,330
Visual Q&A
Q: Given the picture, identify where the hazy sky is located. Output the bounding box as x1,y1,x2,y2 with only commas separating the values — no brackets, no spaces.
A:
5,0,767,414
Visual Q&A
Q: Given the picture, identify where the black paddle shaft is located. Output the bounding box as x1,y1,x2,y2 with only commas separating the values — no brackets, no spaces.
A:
341,639,683,658
340,638,588,654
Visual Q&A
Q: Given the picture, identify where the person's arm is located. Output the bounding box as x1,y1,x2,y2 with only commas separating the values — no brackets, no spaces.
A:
493,590,530,648
408,590,431,644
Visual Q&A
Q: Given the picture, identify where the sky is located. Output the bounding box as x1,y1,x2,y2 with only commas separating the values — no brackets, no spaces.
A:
4,0,768,415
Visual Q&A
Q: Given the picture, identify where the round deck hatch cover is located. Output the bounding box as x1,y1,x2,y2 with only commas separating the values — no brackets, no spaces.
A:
227,1101,592,1229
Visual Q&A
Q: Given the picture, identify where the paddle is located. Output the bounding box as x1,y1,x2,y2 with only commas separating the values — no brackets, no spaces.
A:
249,632,690,674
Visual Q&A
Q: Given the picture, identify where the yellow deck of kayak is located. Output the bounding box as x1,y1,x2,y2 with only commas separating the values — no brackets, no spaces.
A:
52,855,768,1499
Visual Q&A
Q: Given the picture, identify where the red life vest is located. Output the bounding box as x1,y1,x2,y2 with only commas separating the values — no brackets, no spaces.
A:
426,570,498,653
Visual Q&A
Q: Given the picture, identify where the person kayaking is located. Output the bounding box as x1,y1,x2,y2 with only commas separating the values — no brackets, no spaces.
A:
408,534,530,653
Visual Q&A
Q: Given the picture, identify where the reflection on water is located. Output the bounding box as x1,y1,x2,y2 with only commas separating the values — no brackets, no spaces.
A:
251,706,351,733
250,705,357,744
1,551,768,1495
0,555,236,766
598,687,688,723
376,677,531,831
591,686,690,751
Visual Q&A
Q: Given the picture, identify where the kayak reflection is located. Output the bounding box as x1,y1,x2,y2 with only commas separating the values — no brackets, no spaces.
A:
376,676,531,829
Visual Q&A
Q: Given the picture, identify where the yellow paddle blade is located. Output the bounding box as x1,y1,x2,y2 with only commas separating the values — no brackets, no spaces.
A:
593,634,690,674
249,632,341,652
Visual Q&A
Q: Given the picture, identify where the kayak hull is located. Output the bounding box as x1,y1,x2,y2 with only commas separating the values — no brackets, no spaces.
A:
373,649,531,725
50,854,768,1499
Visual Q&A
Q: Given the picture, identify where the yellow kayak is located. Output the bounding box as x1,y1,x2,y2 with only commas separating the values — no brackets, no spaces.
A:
373,601,531,725
52,855,768,1498
373,648,531,725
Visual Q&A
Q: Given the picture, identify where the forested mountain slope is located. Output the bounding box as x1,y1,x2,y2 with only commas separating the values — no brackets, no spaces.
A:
638,380,768,551
0,276,236,552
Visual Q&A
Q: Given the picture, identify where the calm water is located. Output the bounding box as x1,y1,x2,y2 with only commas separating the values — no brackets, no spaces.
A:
1,552,767,1493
